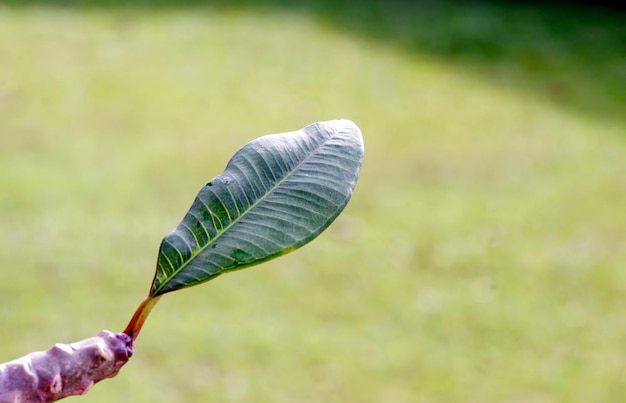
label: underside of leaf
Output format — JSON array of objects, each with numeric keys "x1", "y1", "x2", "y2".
[{"x1": 150, "y1": 119, "x2": 364, "y2": 296}]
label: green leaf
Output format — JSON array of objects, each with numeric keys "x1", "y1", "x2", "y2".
[{"x1": 149, "y1": 120, "x2": 364, "y2": 297}]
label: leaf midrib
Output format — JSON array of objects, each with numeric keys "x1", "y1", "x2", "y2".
[{"x1": 152, "y1": 132, "x2": 333, "y2": 295}]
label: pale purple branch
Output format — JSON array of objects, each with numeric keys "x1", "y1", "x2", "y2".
[{"x1": 0, "y1": 330, "x2": 133, "y2": 403}]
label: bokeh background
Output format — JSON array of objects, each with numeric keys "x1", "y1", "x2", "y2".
[{"x1": 1, "y1": 1, "x2": 625, "y2": 402}]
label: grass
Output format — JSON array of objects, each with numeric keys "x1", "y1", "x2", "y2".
[{"x1": 0, "y1": 1, "x2": 625, "y2": 402}]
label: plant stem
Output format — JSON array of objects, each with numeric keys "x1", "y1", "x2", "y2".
[
  {"x1": 0, "y1": 330, "x2": 132, "y2": 402},
  {"x1": 123, "y1": 295, "x2": 161, "y2": 343}
]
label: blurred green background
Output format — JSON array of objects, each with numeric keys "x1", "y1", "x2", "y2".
[{"x1": 1, "y1": 1, "x2": 625, "y2": 402}]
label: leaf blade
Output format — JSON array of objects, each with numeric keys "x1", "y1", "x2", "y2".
[{"x1": 150, "y1": 119, "x2": 364, "y2": 296}]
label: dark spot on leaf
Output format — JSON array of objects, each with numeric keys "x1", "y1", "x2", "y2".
[{"x1": 206, "y1": 181, "x2": 213, "y2": 187}]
